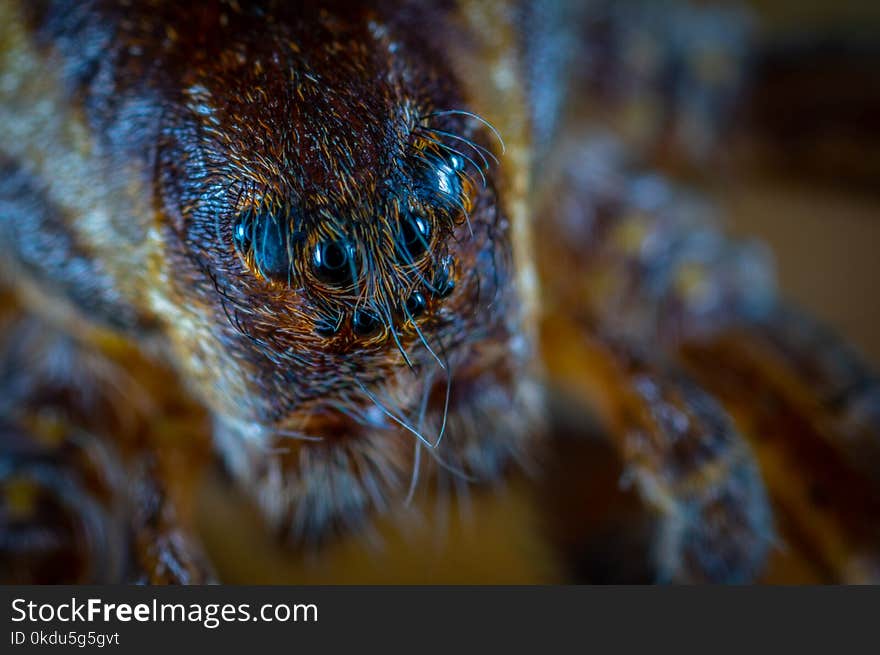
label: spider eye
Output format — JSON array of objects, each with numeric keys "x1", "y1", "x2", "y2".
[
  {"x1": 405, "y1": 291, "x2": 427, "y2": 318},
  {"x1": 434, "y1": 159, "x2": 463, "y2": 204},
  {"x1": 352, "y1": 308, "x2": 381, "y2": 336},
  {"x1": 416, "y1": 156, "x2": 465, "y2": 213},
  {"x1": 314, "y1": 312, "x2": 343, "y2": 337},
  {"x1": 399, "y1": 212, "x2": 432, "y2": 261},
  {"x1": 233, "y1": 209, "x2": 292, "y2": 281},
  {"x1": 430, "y1": 256, "x2": 456, "y2": 298},
  {"x1": 312, "y1": 239, "x2": 353, "y2": 286}
]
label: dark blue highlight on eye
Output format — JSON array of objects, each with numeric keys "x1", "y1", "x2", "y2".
[
  {"x1": 232, "y1": 208, "x2": 293, "y2": 281},
  {"x1": 312, "y1": 239, "x2": 355, "y2": 286},
  {"x1": 399, "y1": 212, "x2": 432, "y2": 261}
]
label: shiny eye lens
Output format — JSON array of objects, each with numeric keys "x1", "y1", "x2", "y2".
[
  {"x1": 314, "y1": 312, "x2": 343, "y2": 337},
  {"x1": 233, "y1": 210, "x2": 291, "y2": 281},
  {"x1": 352, "y1": 308, "x2": 380, "y2": 336},
  {"x1": 431, "y1": 257, "x2": 455, "y2": 298},
  {"x1": 405, "y1": 291, "x2": 426, "y2": 318},
  {"x1": 435, "y1": 162, "x2": 462, "y2": 203},
  {"x1": 400, "y1": 213, "x2": 431, "y2": 260},
  {"x1": 233, "y1": 220, "x2": 250, "y2": 250},
  {"x1": 312, "y1": 240, "x2": 353, "y2": 285}
]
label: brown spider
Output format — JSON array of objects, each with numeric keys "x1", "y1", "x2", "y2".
[{"x1": 0, "y1": 0, "x2": 877, "y2": 584}]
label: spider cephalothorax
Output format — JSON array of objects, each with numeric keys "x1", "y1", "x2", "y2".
[{"x1": 139, "y1": 1, "x2": 532, "y2": 537}]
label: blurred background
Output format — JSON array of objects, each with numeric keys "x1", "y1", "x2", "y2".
[{"x1": 724, "y1": 0, "x2": 879, "y2": 365}]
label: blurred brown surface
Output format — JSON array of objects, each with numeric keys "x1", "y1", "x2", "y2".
[
  {"x1": 746, "y1": 0, "x2": 880, "y2": 35},
  {"x1": 728, "y1": 0, "x2": 879, "y2": 364},
  {"x1": 722, "y1": 179, "x2": 880, "y2": 367}
]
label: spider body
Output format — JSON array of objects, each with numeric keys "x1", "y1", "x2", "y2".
[{"x1": 0, "y1": 0, "x2": 878, "y2": 583}]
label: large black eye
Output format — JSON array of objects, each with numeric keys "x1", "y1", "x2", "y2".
[
  {"x1": 233, "y1": 209, "x2": 291, "y2": 281},
  {"x1": 399, "y1": 212, "x2": 432, "y2": 261},
  {"x1": 312, "y1": 240, "x2": 353, "y2": 286}
]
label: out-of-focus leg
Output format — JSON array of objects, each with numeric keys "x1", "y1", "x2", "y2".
[
  {"x1": 535, "y1": 129, "x2": 880, "y2": 582},
  {"x1": 0, "y1": 306, "x2": 215, "y2": 583}
]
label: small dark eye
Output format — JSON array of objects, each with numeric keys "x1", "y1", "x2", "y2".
[
  {"x1": 430, "y1": 257, "x2": 455, "y2": 298},
  {"x1": 312, "y1": 240, "x2": 353, "y2": 286},
  {"x1": 314, "y1": 312, "x2": 343, "y2": 337},
  {"x1": 352, "y1": 308, "x2": 381, "y2": 336},
  {"x1": 405, "y1": 291, "x2": 427, "y2": 318},
  {"x1": 233, "y1": 209, "x2": 291, "y2": 281},
  {"x1": 399, "y1": 212, "x2": 432, "y2": 261}
]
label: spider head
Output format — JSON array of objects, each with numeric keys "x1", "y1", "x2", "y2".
[{"x1": 152, "y1": 2, "x2": 533, "y2": 538}]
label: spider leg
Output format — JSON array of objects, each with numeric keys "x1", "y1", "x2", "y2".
[
  {"x1": 533, "y1": 136, "x2": 773, "y2": 582},
  {"x1": 0, "y1": 300, "x2": 215, "y2": 583},
  {"x1": 535, "y1": 132, "x2": 880, "y2": 582},
  {"x1": 541, "y1": 314, "x2": 772, "y2": 583},
  {"x1": 679, "y1": 308, "x2": 880, "y2": 583},
  {"x1": 0, "y1": 416, "x2": 126, "y2": 583}
]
